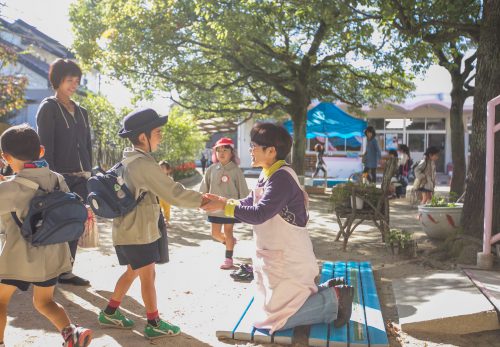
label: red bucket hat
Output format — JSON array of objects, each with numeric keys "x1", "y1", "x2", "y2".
[{"x1": 213, "y1": 137, "x2": 234, "y2": 149}]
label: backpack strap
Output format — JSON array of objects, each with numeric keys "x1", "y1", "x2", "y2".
[
  {"x1": 11, "y1": 176, "x2": 61, "y2": 228},
  {"x1": 120, "y1": 153, "x2": 147, "y2": 202},
  {"x1": 11, "y1": 177, "x2": 38, "y2": 228},
  {"x1": 13, "y1": 176, "x2": 39, "y2": 191},
  {"x1": 278, "y1": 166, "x2": 310, "y2": 214}
]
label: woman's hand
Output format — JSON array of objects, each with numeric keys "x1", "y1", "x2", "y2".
[{"x1": 201, "y1": 193, "x2": 228, "y2": 212}]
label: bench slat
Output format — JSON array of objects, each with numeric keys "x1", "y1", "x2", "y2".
[
  {"x1": 360, "y1": 262, "x2": 389, "y2": 347},
  {"x1": 215, "y1": 296, "x2": 254, "y2": 340},
  {"x1": 232, "y1": 298, "x2": 262, "y2": 342},
  {"x1": 309, "y1": 261, "x2": 335, "y2": 347},
  {"x1": 347, "y1": 262, "x2": 369, "y2": 347},
  {"x1": 273, "y1": 328, "x2": 294, "y2": 345},
  {"x1": 329, "y1": 261, "x2": 348, "y2": 347}
]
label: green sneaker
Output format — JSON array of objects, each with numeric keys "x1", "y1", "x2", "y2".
[
  {"x1": 144, "y1": 319, "x2": 181, "y2": 339},
  {"x1": 98, "y1": 309, "x2": 134, "y2": 329}
]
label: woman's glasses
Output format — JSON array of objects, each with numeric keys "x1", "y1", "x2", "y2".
[{"x1": 249, "y1": 143, "x2": 268, "y2": 151}]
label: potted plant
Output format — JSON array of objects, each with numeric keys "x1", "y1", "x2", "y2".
[
  {"x1": 418, "y1": 195, "x2": 463, "y2": 239},
  {"x1": 330, "y1": 181, "x2": 383, "y2": 211},
  {"x1": 386, "y1": 229, "x2": 417, "y2": 257}
]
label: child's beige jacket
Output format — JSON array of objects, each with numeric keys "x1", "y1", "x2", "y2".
[
  {"x1": 0, "y1": 168, "x2": 72, "y2": 282},
  {"x1": 199, "y1": 161, "x2": 249, "y2": 218},
  {"x1": 112, "y1": 148, "x2": 202, "y2": 246}
]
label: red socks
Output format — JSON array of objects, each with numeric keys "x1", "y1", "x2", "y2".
[
  {"x1": 104, "y1": 299, "x2": 121, "y2": 315},
  {"x1": 147, "y1": 310, "x2": 160, "y2": 326}
]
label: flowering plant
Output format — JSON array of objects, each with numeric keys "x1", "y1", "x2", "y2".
[{"x1": 172, "y1": 161, "x2": 197, "y2": 181}]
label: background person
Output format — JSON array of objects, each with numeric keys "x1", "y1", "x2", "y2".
[
  {"x1": 200, "y1": 138, "x2": 249, "y2": 269},
  {"x1": 36, "y1": 58, "x2": 91, "y2": 286},
  {"x1": 362, "y1": 126, "x2": 381, "y2": 183},
  {"x1": 200, "y1": 153, "x2": 208, "y2": 174},
  {"x1": 312, "y1": 143, "x2": 327, "y2": 178},
  {"x1": 414, "y1": 146, "x2": 440, "y2": 205},
  {"x1": 396, "y1": 144, "x2": 412, "y2": 198}
]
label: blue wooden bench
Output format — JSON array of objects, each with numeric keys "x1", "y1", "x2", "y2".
[{"x1": 216, "y1": 261, "x2": 388, "y2": 347}]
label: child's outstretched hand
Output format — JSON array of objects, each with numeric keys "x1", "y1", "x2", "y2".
[{"x1": 201, "y1": 193, "x2": 227, "y2": 212}]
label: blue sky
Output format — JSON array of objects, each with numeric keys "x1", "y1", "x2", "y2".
[{"x1": 2, "y1": 0, "x2": 457, "y2": 110}]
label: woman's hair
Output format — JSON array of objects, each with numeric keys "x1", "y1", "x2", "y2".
[
  {"x1": 0, "y1": 124, "x2": 40, "y2": 161},
  {"x1": 364, "y1": 126, "x2": 376, "y2": 137},
  {"x1": 250, "y1": 123, "x2": 292, "y2": 160},
  {"x1": 314, "y1": 143, "x2": 324, "y2": 152},
  {"x1": 159, "y1": 160, "x2": 171, "y2": 170},
  {"x1": 424, "y1": 146, "x2": 440, "y2": 158},
  {"x1": 48, "y1": 59, "x2": 82, "y2": 89},
  {"x1": 398, "y1": 144, "x2": 410, "y2": 156}
]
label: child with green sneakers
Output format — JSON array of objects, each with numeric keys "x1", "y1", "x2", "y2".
[
  {"x1": 97, "y1": 108, "x2": 210, "y2": 340},
  {"x1": 0, "y1": 124, "x2": 92, "y2": 347}
]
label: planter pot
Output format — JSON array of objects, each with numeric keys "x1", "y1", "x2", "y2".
[
  {"x1": 350, "y1": 196, "x2": 364, "y2": 210},
  {"x1": 418, "y1": 203, "x2": 463, "y2": 239},
  {"x1": 388, "y1": 240, "x2": 417, "y2": 257}
]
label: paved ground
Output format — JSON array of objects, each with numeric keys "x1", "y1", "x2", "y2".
[{"x1": 3, "y1": 172, "x2": 500, "y2": 346}]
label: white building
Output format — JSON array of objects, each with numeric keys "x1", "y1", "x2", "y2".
[
  {"x1": 237, "y1": 98, "x2": 473, "y2": 174},
  {"x1": 0, "y1": 19, "x2": 97, "y2": 127}
]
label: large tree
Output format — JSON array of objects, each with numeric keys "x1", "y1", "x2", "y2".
[
  {"x1": 462, "y1": 1, "x2": 500, "y2": 239},
  {"x1": 0, "y1": 42, "x2": 27, "y2": 121},
  {"x1": 373, "y1": 0, "x2": 479, "y2": 197},
  {"x1": 70, "y1": 0, "x2": 414, "y2": 174},
  {"x1": 380, "y1": 0, "x2": 499, "y2": 241}
]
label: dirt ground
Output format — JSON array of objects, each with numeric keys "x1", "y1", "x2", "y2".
[{"x1": 3, "y1": 176, "x2": 500, "y2": 346}]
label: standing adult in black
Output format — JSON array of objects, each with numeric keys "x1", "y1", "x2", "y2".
[
  {"x1": 200, "y1": 153, "x2": 208, "y2": 174},
  {"x1": 36, "y1": 59, "x2": 91, "y2": 286}
]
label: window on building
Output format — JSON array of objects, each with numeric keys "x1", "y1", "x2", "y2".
[
  {"x1": 426, "y1": 118, "x2": 445, "y2": 130},
  {"x1": 406, "y1": 118, "x2": 425, "y2": 130},
  {"x1": 368, "y1": 118, "x2": 384, "y2": 131},
  {"x1": 384, "y1": 118, "x2": 404, "y2": 130},
  {"x1": 408, "y1": 133, "x2": 425, "y2": 152},
  {"x1": 385, "y1": 133, "x2": 403, "y2": 151}
]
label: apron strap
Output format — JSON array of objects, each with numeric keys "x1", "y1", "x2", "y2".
[{"x1": 278, "y1": 166, "x2": 310, "y2": 214}]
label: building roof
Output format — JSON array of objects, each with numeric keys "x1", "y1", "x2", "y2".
[
  {"x1": 0, "y1": 37, "x2": 49, "y2": 78},
  {"x1": 197, "y1": 117, "x2": 239, "y2": 134},
  {"x1": 0, "y1": 18, "x2": 74, "y2": 59}
]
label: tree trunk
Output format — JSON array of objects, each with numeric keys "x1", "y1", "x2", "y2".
[
  {"x1": 290, "y1": 103, "x2": 308, "y2": 176},
  {"x1": 462, "y1": 1, "x2": 500, "y2": 239},
  {"x1": 449, "y1": 83, "x2": 466, "y2": 197}
]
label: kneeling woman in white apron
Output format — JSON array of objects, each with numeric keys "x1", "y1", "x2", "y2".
[{"x1": 203, "y1": 123, "x2": 354, "y2": 333}]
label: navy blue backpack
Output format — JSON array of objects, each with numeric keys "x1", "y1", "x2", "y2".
[
  {"x1": 86, "y1": 155, "x2": 146, "y2": 218},
  {"x1": 11, "y1": 177, "x2": 87, "y2": 247}
]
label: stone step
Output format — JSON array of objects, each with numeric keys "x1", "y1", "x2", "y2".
[{"x1": 392, "y1": 271, "x2": 500, "y2": 335}]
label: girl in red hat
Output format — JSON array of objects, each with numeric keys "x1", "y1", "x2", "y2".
[{"x1": 200, "y1": 138, "x2": 249, "y2": 269}]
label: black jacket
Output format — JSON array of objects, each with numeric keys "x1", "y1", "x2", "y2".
[{"x1": 36, "y1": 97, "x2": 92, "y2": 173}]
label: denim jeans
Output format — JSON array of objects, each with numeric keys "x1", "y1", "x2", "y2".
[{"x1": 279, "y1": 286, "x2": 338, "y2": 330}]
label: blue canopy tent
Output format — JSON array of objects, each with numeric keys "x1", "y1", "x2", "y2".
[
  {"x1": 283, "y1": 102, "x2": 367, "y2": 139},
  {"x1": 284, "y1": 102, "x2": 367, "y2": 185}
]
